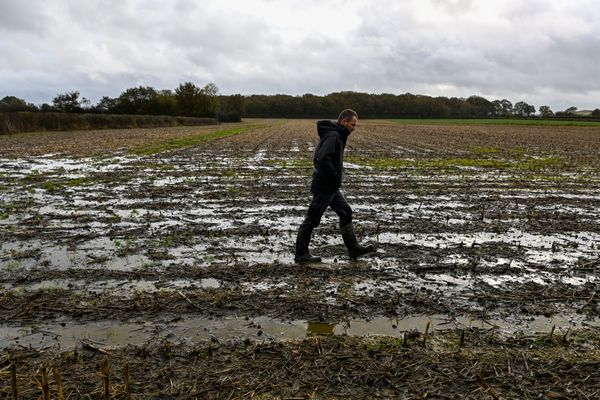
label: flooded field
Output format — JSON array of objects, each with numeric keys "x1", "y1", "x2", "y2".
[{"x1": 1, "y1": 119, "x2": 600, "y2": 398}]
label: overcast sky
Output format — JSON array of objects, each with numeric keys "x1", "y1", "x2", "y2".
[{"x1": 1, "y1": 0, "x2": 599, "y2": 111}]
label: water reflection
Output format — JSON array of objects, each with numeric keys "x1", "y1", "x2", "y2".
[
  {"x1": 306, "y1": 321, "x2": 335, "y2": 336},
  {"x1": 2, "y1": 314, "x2": 598, "y2": 350}
]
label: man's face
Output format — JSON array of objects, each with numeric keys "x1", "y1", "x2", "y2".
[{"x1": 340, "y1": 116, "x2": 358, "y2": 132}]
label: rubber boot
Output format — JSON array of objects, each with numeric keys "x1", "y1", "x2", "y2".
[
  {"x1": 340, "y1": 222, "x2": 375, "y2": 259},
  {"x1": 294, "y1": 228, "x2": 322, "y2": 262}
]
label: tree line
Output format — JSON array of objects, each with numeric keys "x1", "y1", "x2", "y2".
[
  {"x1": 1, "y1": 82, "x2": 244, "y2": 122},
  {"x1": 2, "y1": 84, "x2": 600, "y2": 120},
  {"x1": 243, "y1": 93, "x2": 599, "y2": 119}
]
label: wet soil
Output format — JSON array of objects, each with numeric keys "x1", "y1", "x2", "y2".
[
  {"x1": 4, "y1": 329, "x2": 600, "y2": 399},
  {"x1": 1, "y1": 119, "x2": 600, "y2": 398}
]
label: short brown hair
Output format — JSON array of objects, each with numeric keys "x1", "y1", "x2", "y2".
[{"x1": 337, "y1": 109, "x2": 358, "y2": 123}]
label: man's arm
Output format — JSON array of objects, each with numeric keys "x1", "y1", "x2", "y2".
[{"x1": 314, "y1": 134, "x2": 341, "y2": 185}]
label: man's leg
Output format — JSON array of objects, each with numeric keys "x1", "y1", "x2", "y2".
[
  {"x1": 329, "y1": 190, "x2": 353, "y2": 227},
  {"x1": 295, "y1": 192, "x2": 334, "y2": 262},
  {"x1": 330, "y1": 190, "x2": 375, "y2": 259}
]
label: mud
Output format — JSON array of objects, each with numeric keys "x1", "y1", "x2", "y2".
[{"x1": 1, "y1": 119, "x2": 600, "y2": 398}]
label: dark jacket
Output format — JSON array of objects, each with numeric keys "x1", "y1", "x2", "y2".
[{"x1": 310, "y1": 120, "x2": 351, "y2": 194}]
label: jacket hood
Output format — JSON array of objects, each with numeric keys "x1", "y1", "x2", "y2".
[{"x1": 316, "y1": 120, "x2": 350, "y2": 138}]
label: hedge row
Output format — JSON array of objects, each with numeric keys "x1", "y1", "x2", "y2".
[{"x1": 1, "y1": 112, "x2": 218, "y2": 134}]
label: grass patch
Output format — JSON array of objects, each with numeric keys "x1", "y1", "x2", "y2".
[
  {"x1": 388, "y1": 118, "x2": 600, "y2": 127},
  {"x1": 3, "y1": 261, "x2": 20, "y2": 271},
  {"x1": 41, "y1": 180, "x2": 61, "y2": 191},
  {"x1": 21, "y1": 170, "x2": 47, "y2": 184},
  {"x1": 135, "y1": 124, "x2": 267, "y2": 155},
  {"x1": 347, "y1": 156, "x2": 510, "y2": 170},
  {"x1": 516, "y1": 157, "x2": 565, "y2": 170},
  {"x1": 347, "y1": 155, "x2": 568, "y2": 171},
  {"x1": 349, "y1": 157, "x2": 413, "y2": 169},
  {"x1": 66, "y1": 177, "x2": 91, "y2": 186},
  {"x1": 21, "y1": 171, "x2": 101, "y2": 190},
  {"x1": 40, "y1": 176, "x2": 99, "y2": 191},
  {"x1": 424, "y1": 158, "x2": 513, "y2": 169}
]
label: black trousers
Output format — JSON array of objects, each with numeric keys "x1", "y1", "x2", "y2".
[{"x1": 299, "y1": 190, "x2": 352, "y2": 231}]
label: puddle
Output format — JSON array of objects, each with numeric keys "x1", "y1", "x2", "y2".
[
  {"x1": 0, "y1": 155, "x2": 140, "y2": 177},
  {"x1": 307, "y1": 321, "x2": 335, "y2": 336},
  {"x1": 2, "y1": 314, "x2": 597, "y2": 350},
  {"x1": 249, "y1": 148, "x2": 267, "y2": 163},
  {"x1": 372, "y1": 229, "x2": 600, "y2": 265},
  {"x1": 2, "y1": 142, "x2": 600, "y2": 357},
  {"x1": 482, "y1": 273, "x2": 597, "y2": 287},
  {"x1": 0, "y1": 241, "x2": 153, "y2": 272}
]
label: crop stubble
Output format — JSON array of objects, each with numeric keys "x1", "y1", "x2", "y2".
[{"x1": 1, "y1": 119, "x2": 600, "y2": 398}]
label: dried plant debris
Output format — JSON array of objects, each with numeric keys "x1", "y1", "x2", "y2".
[
  {"x1": 2, "y1": 119, "x2": 600, "y2": 397},
  {"x1": 2, "y1": 328, "x2": 600, "y2": 399}
]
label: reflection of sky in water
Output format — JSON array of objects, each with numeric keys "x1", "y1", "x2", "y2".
[
  {"x1": 2, "y1": 152, "x2": 600, "y2": 336},
  {"x1": 2, "y1": 313, "x2": 598, "y2": 350}
]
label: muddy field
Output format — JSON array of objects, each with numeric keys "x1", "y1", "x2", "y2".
[{"x1": 1, "y1": 119, "x2": 600, "y2": 398}]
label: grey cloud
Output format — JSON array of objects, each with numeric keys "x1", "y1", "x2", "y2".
[
  {"x1": 345, "y1": 1, "x2": 600, "y2": 109},
  {"x1": 1, "y1": 0, "x2": 599, "y2": 110},
  {"x1": 0, "y1": 1, "x2": 52, "y2": 34}
]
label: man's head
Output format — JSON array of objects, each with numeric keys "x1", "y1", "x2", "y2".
[{"x1": 337, "y1": 109, "x2": 358, "y2": 132}]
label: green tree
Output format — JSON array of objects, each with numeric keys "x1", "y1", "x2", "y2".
[
  {"x1": 52, "y1": 91, "x2": 90, "y2": 113},
  {"x1": 175, "y1": 82, "x2": 201, "y2": 116},
  {"x1": 116, "y1": 86, "x2": 159, "y2": 114},
  {"x1": 564, "y1": 106, "x2": 578, "y2": 115},
  {"x1": 444, "y1": 97, "x2": 471, "y2": 117},
  {"x1": 592, "y1": 108, "x2": 600, "y2": 117},
  {"x1": 538, "y1": 105, "x2": 554, "y2": 117},
  {"x1": 197, "y1": 83, "x2": 219, "y2": 117},
  {"x1": 219, "y1": 94, "x2": 245, "y2": 122},
  {"x1": 513, "y1": 101, "x2": 535, "y2": 117},
  {"x1": 466, "y1": 95, "x2": 494, "y2": 117},
  {"x1": 174, "y1": 82, "x2": 219, "y2": 117},
  {"x1": 155, "y1": 90, "x2": 178, "y2": 116},
  {"x1": 0, "y1": 96, "x2": 38, "y2": 112},
  {"x1": 94, "y1": 96, "x2": 118, "y2": 113},
  {"x1": 491, "y1": 99, "x2": 513, "y2": 117}
]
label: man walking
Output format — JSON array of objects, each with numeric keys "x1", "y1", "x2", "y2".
[{"x1": 295, "y1": 109, "x2": 375, "y2": 262}]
